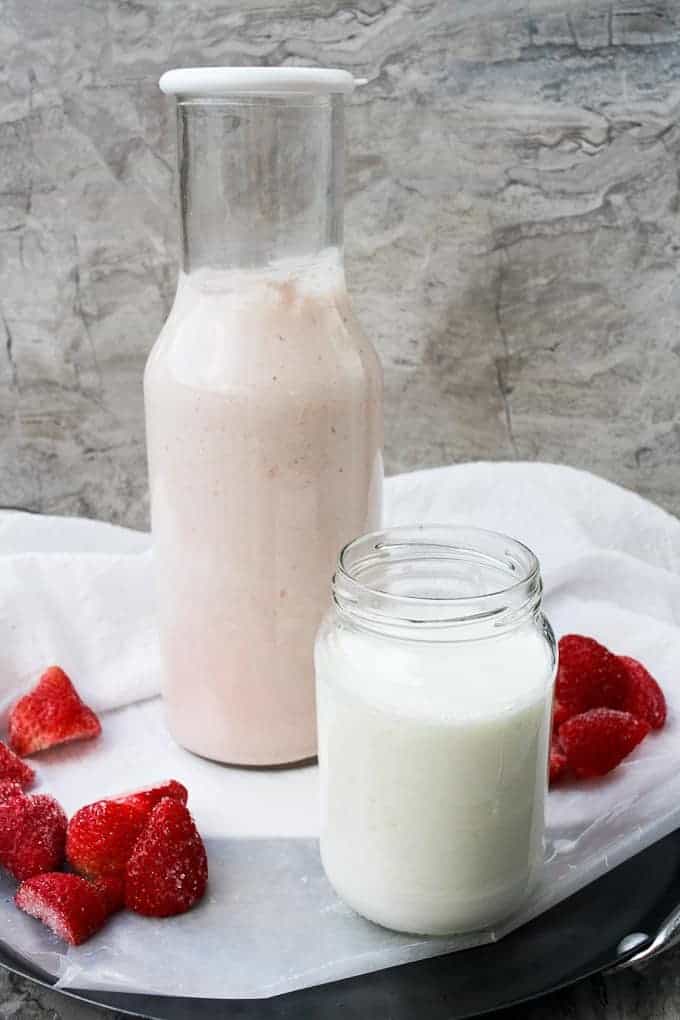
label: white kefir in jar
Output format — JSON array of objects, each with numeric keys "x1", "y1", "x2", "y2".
[
  {"x1": 315, "y1": 526, "x2": 555, "y2": 935},
  {"x1": 146, "y1": 69, "x2": 383, "y2": 766}
]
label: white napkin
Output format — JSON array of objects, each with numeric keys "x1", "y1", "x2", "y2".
[
  {"x1": 3, "y1": 461, "x2": 678, "y2": 715},
  {"x1": 1, "y1": 461, "x2": 679, "y2": 998}
]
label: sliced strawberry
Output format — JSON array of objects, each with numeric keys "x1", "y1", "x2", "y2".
[
  {"x1": 618, "y1": 656, "x2": 667, "y2": 730},
  {"x1": 559, "y1": 708, "x2": 650, "y2": 779},
  {"x1": 556, "y1": 635, "x2": 629, "y2": 718},
  {"x1": 15, "y1": 873, "x2": 109, "y2": 945},
  {"x1": 0, "y1": 741, "x2": 35, "y2": 788},
  {"x1": 0, "y1": 790, "x2": 67, "y2": 881},
  {"x1": 9, "y1": 666, "x2": 101, "y2": 756},
  {"x1": 549, "y1": 737, "x2": 569, "y2": 784},
  {"x1": 91, "y1": 873, "x2": 125, "y2": 914},
  {"x1": 66, "y1": 800, "x2": 148, "y2": 879},
  {"x1": 112, "y1": 779, "x2": 188, "y2": 816},
  {"x1": 125, "y1": 798, "x2": 208, "y2": 917}
]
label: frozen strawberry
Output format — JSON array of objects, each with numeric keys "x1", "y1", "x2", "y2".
[
  {"x1": 0, "y1": 741, "x2": 35, "y2": 788},
  {"x1": 15, "y1": 872, "x2": 109, "y2": 945},
  {"x1": 549, "y1": 738, "x2": 569, "y2": 784},
  {"x1": 556, "y1": 635, "x2": 629, "y2": 718},
  {"x1": 66, "y1": 800, "x2": 148, "y2": 878},
  {"x1": 113, "y1": 779, "x2": 188, "y2": 816},
  {"x1": 559, "y1": 708, "x2": 650, "y2": 779},
  {"x1": 0, "y1": 791, "x2": 67, "y2": 881},
  {"x1": 619, "y1": 656, "x2": 667, "y2": 730},
  {"x1": 91, "y1": 873, "x2": 125, "y2": 914},
  {"x1": 9, "y1": 666, "x2": 101, "y2": 756},
  {"x1": 67, "y1": 781, "x2": 189, "y2": 879},
  {"x1": 0, "y1": 780, "x2": 24, "y2": 803},
  {"x1": 552, "y1": 698, "x2": 571, "y2": 731},
  {"x1": 125, "y1": 798, "x2": 208, "y2": 917}
]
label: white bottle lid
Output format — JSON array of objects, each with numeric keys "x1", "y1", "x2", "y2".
[{"x1": 159, "y1": 66, "x2": 365, "y2": 97}]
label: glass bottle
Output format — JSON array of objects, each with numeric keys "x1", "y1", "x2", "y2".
[
  {"x1": 145, "y1": 68, "x2": 383, "y2": 765},
  {"x1": 315, "y1": 525, "x2": 556, "y2": 934}
]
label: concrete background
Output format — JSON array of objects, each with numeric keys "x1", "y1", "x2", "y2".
[
  {"x1": 2, "y1": 0, "x2": 680, "y2": 529},
  {"x1": 1, "y1": 1, "x2": 680, "y2": 1017}
]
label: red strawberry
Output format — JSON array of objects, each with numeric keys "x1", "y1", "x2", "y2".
[
  {"x1": 552, "y1": 698, "x2": 571, "y2": 731},
  {"x1": 15, "y1": 873, "x2": 109, "y2": 945},
  {"x1": 0, "y1": 780, "x2": 24, "y2": 803},
  {"x1": 112, "y1": 779, "x2": 188, "y2": 816},
  {"x1": 9, "y1": 666, "x2": 101, "y2": 756},
  {"x1": 125, "y1": 798, "x2": 208, "y2": 917},
  {"x1": 91, "y1": 873, "x2": 125, "y2": 914},
  {"x1": 66, "y1": 781, "x2": 188, "y2": 879},
  {"x1": 0, "y1": 790, "x2": 67, "y2": 880},
  {"x1": 559, "y1": 708, "x2": 650, "y2": 779},
  {"x1": 66, "y1": 800, "x2": 148, "y2": 878},
  {"x1": 549, "y1": 738, "x2": 569, "y2": 784},
  {"x1": 556, "y1": 635, "x2": 629, "y2": 718},
  {"x1": 618, "y1": 656, "x2": 667, "y2": 730},
  {"x1": 0, "y1": 741, "x2": 35, "y2": 788}
]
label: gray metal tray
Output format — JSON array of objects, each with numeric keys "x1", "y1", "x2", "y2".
[{"x1": 2, "y1": 827, "x2": 679, "y2": 1019}]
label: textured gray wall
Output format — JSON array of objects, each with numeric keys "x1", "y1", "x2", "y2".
[{"x1": 2, "y1": 0, "x2": 680, "y2": 529}]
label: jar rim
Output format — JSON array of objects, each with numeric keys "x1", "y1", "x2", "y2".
[{"x1": 333, "y1": 524, "x2": 542, "y2": 636}]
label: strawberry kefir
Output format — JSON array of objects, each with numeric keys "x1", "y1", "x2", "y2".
[{"x1": 146, "y1": 68, "x2": 383, "y2": 765}]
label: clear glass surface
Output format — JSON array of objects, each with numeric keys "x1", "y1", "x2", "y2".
[{"x1": 177, "y1": 94, "x2": 344, "y2": 272}]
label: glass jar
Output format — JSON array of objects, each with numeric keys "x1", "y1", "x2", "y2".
[
  {"x1": 145, "y1": 68, "x2": 383, "y2": 766},
  {"x1": 315, "y1": 525, "x2": 556, "y2": 936}
]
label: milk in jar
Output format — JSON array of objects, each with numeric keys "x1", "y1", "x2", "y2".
[{"x1": 315, "y1": 526, "x2": 555, "y2": 935}]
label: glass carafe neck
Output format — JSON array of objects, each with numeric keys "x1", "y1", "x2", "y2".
[{"x1": 177, "y1": 94, "x2": 344, "y2": 275}]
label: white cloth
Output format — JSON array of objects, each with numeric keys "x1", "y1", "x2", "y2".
[
  {"x1": 1, "y1": 461, "x2": 680, "y2": 998},
  {"x1": 3, "y1": 461, "x2": 678, "y2": 717}
]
